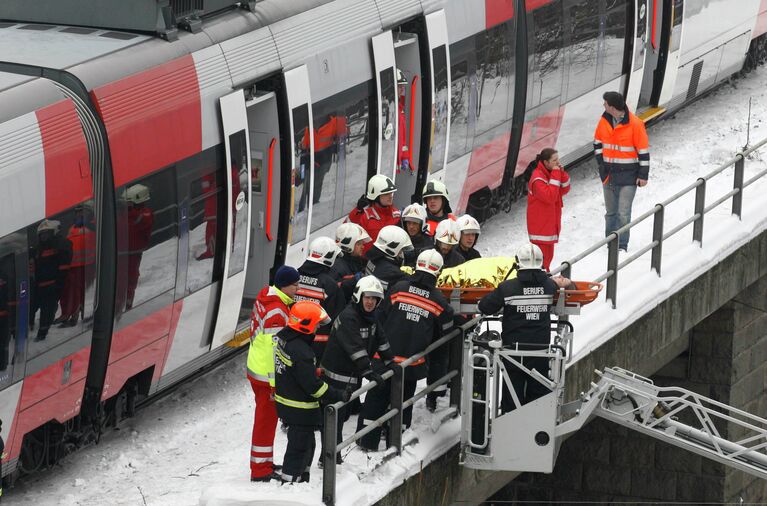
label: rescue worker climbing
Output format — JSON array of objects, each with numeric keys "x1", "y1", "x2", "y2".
[
  {"x1": 320, "y1": 276, "x2": 393, "y2": 463},
  {"x1": 357, "y1": 249, "x2": 454, "y2": 450},
  {"x1": 59, "y1": 204, "x2": 96, "y2": 326},
  {"x1": 477, "y1": 243, "x2": 557, "y2": 410},
  {"x1": 31, "y1": 220, "x2": 72, "y2": 342},
  {"x1": 433, "y1": 219, "x2": 465, "y2": 268},
  {"x1": 364, "y1": 225, "x2": 413, "y2": 294},
  {"x1": 296, "y1": 237, "x2": 345, "y2": 359},
  {"x1": 247, "y1": 265, "x2": 299, "y2": 482},
  {"x1": 274, "y1": 301, "x2": 351, "y2": 483},
  {"x1": 526, "y1": 148, "x2": 570, "y2": 271},
  {"x1": 396, "y1": 69, "x2": 411, "y2": 174},
  {"x1": 332, "y1": 223, "x2": 371, "y2": 300},
  {"x1": 457, "y1": 214, "x2": 482, "y2": 261},
  {"x1": 400, "y1": 203, "x2": 434, "y2": 267},
  {"x1": 124, "y1": 184, "x2": 154, "y2": 310},
  {"x1": 421, "y1": 180, "x2": 455, "y2": 235},
  {"x1": 347, "y1": 175, "x2": 401, "y2": 253}
]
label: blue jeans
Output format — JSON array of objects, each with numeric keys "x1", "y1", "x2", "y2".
[{"x1": 603, "y1": 183, "x2": 637, "y2": 250}]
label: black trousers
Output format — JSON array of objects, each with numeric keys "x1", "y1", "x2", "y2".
[
  {"x1": 426, "y1": 344, "x2": 448, "y2": 401},
  {"x1": 357, "y1": 378, "x2": 417, "y2": 451},
  {"x1": 501, "y1": 355, "x2": 550, "y2": 413},
  {"x1": 36, "y1": 284, "x2": 61, "y2": 340},
  {"x1": 282, "y1": 424, "x2": 316, "y2": 480}
]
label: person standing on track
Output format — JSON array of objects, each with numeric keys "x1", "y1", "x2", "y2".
[
  {"x1": 594, "y1": 91, "x2": 650, "y2": 252},
  {"x1": 526, "y1": 148, "x2": 570, "y2": 271},
  {"x1": 247, "y1": 265, "x2": 299, "y2": 482}
]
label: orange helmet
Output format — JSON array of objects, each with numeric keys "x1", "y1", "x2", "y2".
[{"x1": 287, "y1": 301, "x2": 331, "y2": 334}]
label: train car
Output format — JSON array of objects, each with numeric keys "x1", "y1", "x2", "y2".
[{"x1": 0, "y1": 0, "x2": 765, "y2": 481}]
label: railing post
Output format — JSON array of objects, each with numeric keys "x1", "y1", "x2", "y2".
[
  {"x1": 651, "y1": 204, "x2": 664, "y2": 275},
  {"x1": 560, "y1": 261, "x2": 572, "y2": 280},
  {"x1": 732, "y1": 153, "x2": 745, "y2": 219},
  {"x1": 607, "y1": 233, "x2": 619, "y2": 308},
  {"x1": 693, "y1": 178, "x2": 706, "y2": 245},
  {"x1": 322, "y1": 404, "x2": 338, "y2": 506},
  {"x1": 449, "y1": 328, "x2": 463, "y2": 410},
  {"x1": 389, "y1": 365, "x2": 404, "y2": 455}
]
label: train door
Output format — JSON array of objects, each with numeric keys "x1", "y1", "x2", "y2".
[
  {"x1": 625, "y1": 0, "x2": 649, "y2": 110},
  {"x1": 211, "y1": 90, "x2": 252, "y2": 348},
  {"x1": 283, "y1": 65, "x2": 315, "y2": 268},
  {"x1": 243, "y1": 91, "x2": 280, "y2": 306},
  {"x1": 372, "y1": 31, "x2": 399, "y2": 182},
  {"x1": 423, "y1": 11, "x2": 452, "y2": 187}
]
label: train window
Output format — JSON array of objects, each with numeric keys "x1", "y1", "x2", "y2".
[
  {"x1": 28, "y1": 205, "x2": 94, "y2": 357},
  {"x1": 670, "y1": 0, "x2": 683, "y2": 52},
  {"x1": 309, "y1": 82, "x2": 373, "y2": 233},
  {"x1": 184, "y1": 149, "x2": 225, "y2": 296},
  {"x1": 474, "y1": 22, "x2": 515, "y2": 136},
  {"x1": 116, "y1": 168, "x2": 178, "y2": 312},
  {"x1": 292, "y1": 104, "x2": 311, "y2": 243},
  {"x1": 529, "y1": 1, "x2": 564, "y2": 107},
  {"x1": 0, "y1": 235, "x2": 20, "y2": 387},
  {"x1": 227, "y1": 130, "x2": 249, "y2": 278},
  {"x1": 448, "y1": 56, "x2": 472, "y2": 162},
  {"x1": 601, "y1": 0, "x2": 628, "y2": 85},
  {"x1": 565, "y1": 0, "x2": 599, "y2": 101}
]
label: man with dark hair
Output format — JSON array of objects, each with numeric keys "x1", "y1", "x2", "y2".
[{"x1": 594, "y1": 91, "x2": 650, "y2": 252}]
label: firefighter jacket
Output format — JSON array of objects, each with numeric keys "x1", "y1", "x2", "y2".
[
  {"x1": 364, "y1": 248, "x2": 409, "y2": 294},
  {"x1": 594, "y1": 109, "x2": 650, "y2": 186},
  {"x1": 403, "y1": 232, "x2": 434, "y2": 267},
  {"x1": 67, "y1": 224, "x2": 97, "y2": 268},
  {"x1": 526, "y1": 161, "x2": 571, "y2": 245},
  {"x1": 332, "y1": 253, "x2": 366, "y2": 301},
  {"x1": 33, "y1": 235, "x2": 72, "y2": 289},
  {"x1": 320, "y1": 303, "x2": 394, "y2": 386},
  {"x1": 477, "y1": 269, "x2": 557, "y2": 347},
  {"x1": 440, "y1": 247, "x2": 466, "y2": 269},
  {"x1": 247, "y1": 285, "x2": 293, "y2": 386},
  {"x1": 274, "y1": 327, "x2": 344, "y2": 426},
  {"x1": 296, "y1": 261, "x2": 345, "y2": 341},
  {"x1": 380, "y1": 272, "x2": 455, "y2": 380},
  {"x1": 347, "y1": 203, "x2": 401, "y2": 255},
  {"x1": 458, "y1": 245, "x2": 482, "y2": 261},
  {"x1": 425, "y1": 211, "x2": 456, "y2": 236},
  {"x1": 128, "y1": 205, "x2": 154, "y2": 253}
]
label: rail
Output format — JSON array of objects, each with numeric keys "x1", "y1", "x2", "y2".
[
  {"x1": 321, "y1": 317, "x2": 480, "y2": 506},
  {"x1": 551, "y1": 136, "x2": 767, "y2": 308}
]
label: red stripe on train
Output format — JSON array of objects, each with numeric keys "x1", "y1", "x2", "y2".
[
  {"x1": 36, "y1": 100, "x2": 93, "y2": 215},
  {"x1": 91, "y1": 55, "x2": 202, "y2": 188},
  {"x1": 485, "y1": 0, "x2": 514, "y2": 29}
]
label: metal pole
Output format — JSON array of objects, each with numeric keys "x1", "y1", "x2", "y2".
[
  {"x1": 322, "y1": 405, "x2": 338, "y2": 506},
  {"x1": 607, "y1": 233, "x2": 619, "y2": 308},
  {"x1": 733, "y1": 154, "x2": 745, "y2": 219},
  {"x1": 651, "y1": 204, "x2": 664, "y2": 275},
  {"x1": 389, "y1": 365, "x2": 404, "y2": 455},
  {"x1": 693, "y1": 178, "x2": 706, "y2": 245},
  {"x1": 561, "y1": 261, "x2": 572, "y2": 280},
  {"x1": 449, "y1": 327, "x2": 463, "y2": 410}
]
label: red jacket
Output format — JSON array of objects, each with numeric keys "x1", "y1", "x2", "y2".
[
  {"x1": 397, "y1": 101, "x2": 409, "y2": 166},
  {"x1": 128, "y1": 206, "x2": 154, "y2": 253},
  {"x1": 526, "y1": 161, "x2": 570, "y2": 244},
  {"x1": 347, "y1": 203, "x2": 401, "y2": 254},
  {"x1": 67, "y1": 225, "x2": 96, "y2": 267}
]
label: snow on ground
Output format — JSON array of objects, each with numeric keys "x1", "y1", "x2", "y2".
[{"x1": 6, "y1": 65, "x2": 767, "y2": 505}]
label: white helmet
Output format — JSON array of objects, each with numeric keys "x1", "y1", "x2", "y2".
[
  {"x1": 335, "y1": 223, "x2": 371, "y2": 254},
  {"x1": 373, "y1": 225, "x2": 413, "y2": 258},
  {"x1": 352, "y1": 275, "x2": 385, "y2": 303},
  {"x1": 434, "y1": 219, "x2": 461, "y2": 246},
  {"x1": 415, "y1": 249, "x2": 444, "y2": 277},
  {"x1": 125, "y1": 184, "x2": 150, "y2": 204},
  {"x1": 37, "y1": 219, "x2": 61, "y2": 234},
  {"x1": 401, "y1": 203, "x2": 428, "y2": 231},
  {"x1": 458, "y1": 214, "x2": 481, "y2": 236},
  {"x1": 307, "y1": 236, "x2": 341, "y2": 267},
  {"x1": 516, "y1": 243, "x2": 544, "y2": 270},
  {"x1": 421, "y1": 180, "x2": 449, "y2": 201},
  {"x1": 366, "y1": 174, "x2": 397, "y2": 200}
]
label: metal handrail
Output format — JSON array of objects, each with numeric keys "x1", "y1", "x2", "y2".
[
  {"x1": 552, "y1": 135, "x2": 767, "y2": 308},
  {"x1": 321, "y1": 317, "x2": 480, "y2": 505}
]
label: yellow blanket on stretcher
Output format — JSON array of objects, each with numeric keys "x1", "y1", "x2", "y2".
[{"x1": 402, "y1": 257, "x2": 518, "y2": 288}]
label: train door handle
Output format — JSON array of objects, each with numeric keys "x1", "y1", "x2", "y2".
[{"x1": 62, "y1": 360, "x2": 72, "y2": 385}]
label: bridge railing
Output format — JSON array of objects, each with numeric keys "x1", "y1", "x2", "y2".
[
  {"x1": 552, "y1": 136, "x2": 767, "y2": 308},
  {"x1": 321, "y1": 316, "x2": 480, "y2": 506}
]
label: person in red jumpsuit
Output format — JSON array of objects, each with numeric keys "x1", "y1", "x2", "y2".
[
  {"x1": 396, "y1": 69, "x2": 411, "y2": 174},
  {"x1": 526, "y1": 148, "x2": 570, "y2": 271},
  {"x1": 125, "y1": 184, "x2": 154, "y2": 310}
]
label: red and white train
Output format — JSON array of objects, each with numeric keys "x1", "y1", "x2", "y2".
[{"x1": 0, "y1": 0, "x2": 765, "y2": 479}]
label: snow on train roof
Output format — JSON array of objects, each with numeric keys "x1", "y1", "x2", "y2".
[{"x1": 0, "y1": 22, "x2": 149, "y2": 70}]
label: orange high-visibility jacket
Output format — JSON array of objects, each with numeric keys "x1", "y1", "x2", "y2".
[{"x1": 593, "y1": 110, "x2": 650, "y2": 186}]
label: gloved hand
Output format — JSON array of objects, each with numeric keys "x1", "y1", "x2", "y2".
[
  {"x1": 353, "y1": 271, "x2": 363, "y2": 282},
  {"x1": 364, "y1": 370, "x2": 385, "y2": 386},
  {"x1": 356, "y1": 195, "x2": 368, "y2": 211},
  {"x1": 342, "y1": 385, "x2": 355, "y2": 403}
]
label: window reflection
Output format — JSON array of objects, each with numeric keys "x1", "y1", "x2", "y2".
[
  {"x1": 432, "y1": 45, "x2": 449, "y2": 174},
  {"x1": 292, "y1": 104, "x2": 311, "y2": 243},
  {"x1": 228, "y1": 130, "x2": 249, "y2": 277},
  {"x1": 379, "y1": 69, "x2": 397, "y2": 179},
  {"x1": 449, "y1": 56, "x2": 472, "y2": 162},
  {"x1": 602, "y1": 0, "x2": 628, "y2": 84},
  {"x1": 0, "y1": 247, "x2": 16, "y2": 384},
  {"x1": 475, "y1": 22, "x2": 515, "y2": 135},
  {"x1": 566, "y1": 0, "x2": 599, "y2": 100},
  {"x1": 530, "y1": 1, "x2": 564, "y2": 107}
]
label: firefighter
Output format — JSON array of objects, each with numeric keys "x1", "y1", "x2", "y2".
[
  {"x1": 400, "y1": 203, "x2": 434, "y2": 267},
  {"x1": 457, "y1": 214, "x2": 482, "y2": 262},
  {"x1": 433, "y1": 219, "x2": 465, "y2": 268},
  {"x1": 274, "y1": 301, "x2": 350, "y2": 483},
  {"x1": 526, "y1": 148, "x2": 570, "y2": 271},
  {"x1": 477, "y1": 243, "x2": 558, "y2": 411},
  {"x1": 397, "y1": 69, "x2": 411, "y2": 174},
  {"x1": 364, "y1": 225, "x2": 413, "y2": 294},
  {"x1": 320, "y1": 276, "x2": 393, "y2": 463},
  {"x1": 357, "y1": 249, "x2": 454, "y2": 450},
  {"x1": 31, "y1": 220, "x2": 72, "y2": 342},
  {"x1": 332, "y1": 223, "x2": 371, "y2": 300},
  {"x1": 421, "y1": 180, "x2": 455, "y2": 236},
  {"x1": 247, "y1": 265, "x2": 300, "y2": 482},
  {"x1": 296, "y1": 237, "x2": 345, "y2": 359},
  {"x1": 59, "y1": 205, "x2": 96, "y2": 326},
  {"x1": 124, "y1": 184, "x2": 154, "y2": 310},
  {"x1": 347, "y1": 175, "x2": 401, "y2": 253}
]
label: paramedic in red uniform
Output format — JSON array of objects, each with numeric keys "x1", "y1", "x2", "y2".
[
  {"x1": 526, "y1": 148, "x2": 570, "y2": 271},
  {"x1": 59, "y1": 205, "x2": 96, "y2": 325},
  {"x1": 396, "y1": 69, "x2": 411, "y2": 173},
  {"x1": 125, "y1": 184, "x2": 154, "y2": 310}
]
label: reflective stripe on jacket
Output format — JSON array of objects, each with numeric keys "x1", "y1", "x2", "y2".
[
  {"x1": 247, "y1": 285, "x2": 293, "y2": 386},
  {"x1": 593, "y1": 110, "x2": 650, "y2": 186}
]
